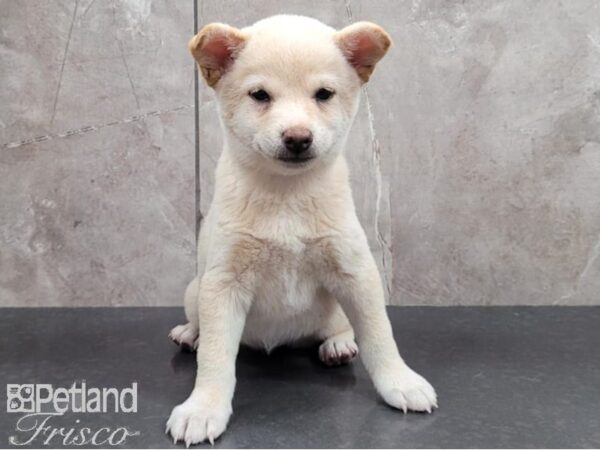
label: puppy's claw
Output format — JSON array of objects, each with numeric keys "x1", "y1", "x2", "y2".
[
  {"x1": 319, "y1": 334, "x2": 359, "y2": 366},
  {"x1": 207, "y1": 421, "x2": 216, "y2": 445},
  {"x1": 169, "y1": 323, "x2": 199, "y2": 351},
  {"x1": 166, "y1": 392, "x2": 231, "y2": 447},
  {"x1": 378, "y1": 367, "x2": 437, "y2": 414}
]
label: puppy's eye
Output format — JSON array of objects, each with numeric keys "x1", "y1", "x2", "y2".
[
  {"x1": 249, "y1": 89, "x2": 271, "y2": 103},
  {"x1": 315, "y1": 88, "x2": 335, "y2": 101}
]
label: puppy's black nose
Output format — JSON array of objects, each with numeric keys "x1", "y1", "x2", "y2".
[{"x1": 282, "y1": 127, "x2": 313, "y2": 154}]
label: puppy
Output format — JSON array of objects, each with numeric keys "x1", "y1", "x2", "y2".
[{"x1": 166, "y1": 15, "x2": 437, "y2": 446}]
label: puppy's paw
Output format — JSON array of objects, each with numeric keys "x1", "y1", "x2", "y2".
[
  {"x1": 318, "y1": 332, "x2": 358, "y2": 366},
  {"x1": 168, "y1": 322, "x2": 199, "y2": 352},
  {"x1": 377, "y1": 366, "x2": 437, "y2": 413},
  {"x1": 166, "y1": 390, "x2": 232, "y2": 446}
]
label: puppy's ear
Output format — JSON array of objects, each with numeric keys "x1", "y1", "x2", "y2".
[
  {"x1": 335, "y1": 22, "x2": 392, "y2": 83},
  {"x1": 188, "y1": 23, "x2": 246, "y2": 87}
]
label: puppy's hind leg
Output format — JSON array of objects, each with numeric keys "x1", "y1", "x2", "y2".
[
  {"x1": 168, "y1": 276, "x2": 200, "y2": 351},
  {"x1": 318, "y1": 301, "x2": 358, "y2": 366}
]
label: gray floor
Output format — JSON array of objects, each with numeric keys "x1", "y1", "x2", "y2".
[{"x1": 1, "y1": 307, "x2": 599, "y2": 448}]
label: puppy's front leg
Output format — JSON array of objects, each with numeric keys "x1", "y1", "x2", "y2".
[
  {"x1": 327, "y1": 237, "x2": 437, "y2": 413},
  {"x1": 166, "y1": 270, "x2": 253, "y2": 446}
]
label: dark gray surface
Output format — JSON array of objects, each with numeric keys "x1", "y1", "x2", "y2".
[{"x1": 1, "y1": 307, "x2": 599, "y2": 448}]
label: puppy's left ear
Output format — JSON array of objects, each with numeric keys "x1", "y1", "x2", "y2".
[
  {"x1": 188, "y1": 23, "x2": 246, "y2": 88},
  {"x1": 335, "y1": 22, "x2": 392, "y2": 83}
]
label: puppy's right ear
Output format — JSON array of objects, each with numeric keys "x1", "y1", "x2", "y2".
[
  {"x1": 335, "y1": 22, "x2": 392, "y2": 83},
  {"x1": 188, "y1": 23, "x2": 246, "y2": 88}
]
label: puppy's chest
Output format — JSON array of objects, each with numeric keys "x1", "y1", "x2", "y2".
[
  {"x1": 235, "y1": 207, "x2": 336, "y2": 277},
  {"x1": 251, "y1": 237, "x2": 329, "y2": 311},
  {"x1": 227, "y1": 199, "x2": 342, "y2": 309}
]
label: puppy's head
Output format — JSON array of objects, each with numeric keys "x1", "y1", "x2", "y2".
[{"x1": 189, "y1": 15, "x2": 391, "y2": 174}]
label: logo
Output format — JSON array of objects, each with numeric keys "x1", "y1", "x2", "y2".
[
  {"x1": 6, "y1": 385, "x2": 35, "y2": 413},
  {"x1": 6, "y1": 382, "x2": 140, "y2": 446}
]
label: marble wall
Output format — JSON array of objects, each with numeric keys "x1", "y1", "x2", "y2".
[
  {"x1": 0, "y1": 0, "x2": 196, "y2": 306},
  {"x1": 1, "y1": 0, "x2": 599, "y2": 306}
]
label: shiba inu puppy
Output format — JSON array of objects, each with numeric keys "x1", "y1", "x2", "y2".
[{"x1": 166, "y1": 14, "x2": 437, "y2": 446}]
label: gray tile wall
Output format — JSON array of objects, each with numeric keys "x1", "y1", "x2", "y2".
[
  {"x1": 1, "y1": 0, "x2": 599, "y2": 306},
  {"x1": 0, "y1": 0, "x2": 196, "y2": 306}
]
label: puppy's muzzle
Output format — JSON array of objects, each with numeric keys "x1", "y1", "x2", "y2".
[{"x1": 278, "y1": 127, "x2": 315, "y2": 164}]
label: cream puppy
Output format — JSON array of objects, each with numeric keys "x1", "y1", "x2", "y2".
[{"x1": 166, "y1": 15, "x2": 437, "y2": 446}]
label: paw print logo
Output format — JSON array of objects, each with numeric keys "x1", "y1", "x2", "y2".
[
  {"x1": 6, "y1": 384, "x2": 35, "y2": 413},
  {"x1": 9, "y1": 399, "x2": 21, "y2": 410}
]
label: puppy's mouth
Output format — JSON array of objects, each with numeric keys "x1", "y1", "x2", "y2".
[
  {"x1": 275, "y1": 153, "x2": 315, "y2": 167},
  {"x1": 276, "y1": 155, "x2": 316, "y2": 165}
]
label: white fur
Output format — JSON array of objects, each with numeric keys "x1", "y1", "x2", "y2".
[{"x1": 166, "y1": 15, "x2": 437, "y2": 446}]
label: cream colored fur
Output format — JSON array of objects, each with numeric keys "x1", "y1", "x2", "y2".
[{"x1": 166, "y1": 15, "x2": 437, "y2": 446}]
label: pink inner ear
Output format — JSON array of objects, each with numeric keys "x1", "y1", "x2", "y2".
[
  {"x1": 202, "y1": 34, "x2": 235, "y2": 71},
  {"x1": 348, "y1": 33, "x2": 379, "y2": 68}
]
